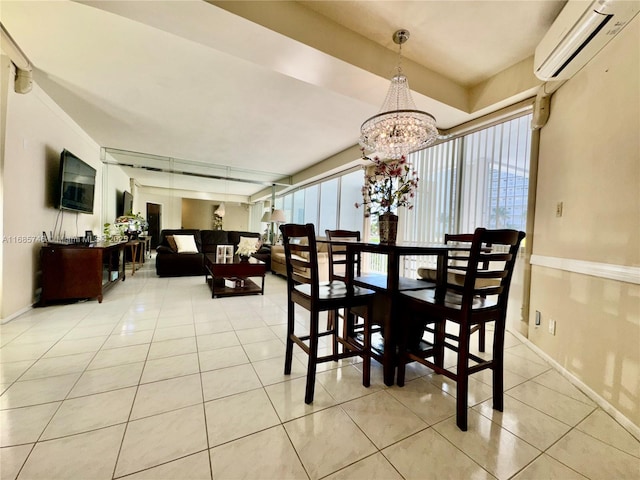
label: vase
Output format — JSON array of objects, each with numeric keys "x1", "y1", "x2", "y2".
[
  {"x1": 379, "y1": 212, "x2": 398, "y2": 244},
  {"x1": 239, "y1": 254, "x2": 250, "y2": 262}
]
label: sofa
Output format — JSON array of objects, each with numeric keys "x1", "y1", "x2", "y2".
[
  {"x1": 270, "y1": 241, "x2": 329, "y2": 283},
  {"x1": 155, "y1": 229, "x2": 266, "y2": 277}
]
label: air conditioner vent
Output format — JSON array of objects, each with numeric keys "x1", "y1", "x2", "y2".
[{"x1": 534, "y1": 0, "x2": 639, "y2": 81}]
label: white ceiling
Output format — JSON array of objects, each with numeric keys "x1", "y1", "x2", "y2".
[{"x1": 1, "y1": 0, "x2": 566, "y2": 201}]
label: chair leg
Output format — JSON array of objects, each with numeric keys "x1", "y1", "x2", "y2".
[
  {"x1": 361, "y1": 305, "x2": 371, "y2": 388},
  {"x1": 456, "y1": 323, "x2": 471, "y2": 431},
  {"x1": 478, "y1": 323, "x2": 486, "y2": 352},
  {"x1": 305, "y1": 311, "x2": 320, "y2": 404},
  {"x1": 456, "y1": 377, "x2": 469, "y2": 431},
  {"x1": 492, "y1": 319, "x2": 505, "y2": 412},
  {"x1": 329, "y1": 310, "x2": 339, "y2": 359},
  {"x1": 284, "y1": 301, "x2": 295, "y2": 375},
  {"x1": 434, "y1": 319, "x2": 446, "y2": 369},
  {"x1": 396, "y1": 304, "x2": 411, "y2": 387},
  {"x1": 345, "y1": 309, "x2": 357, "y2": 339},
  {"x1": 396, "y1": 332, "x2": 407, "y2": 388}
]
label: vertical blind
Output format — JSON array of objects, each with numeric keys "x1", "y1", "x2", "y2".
[
  {"x1": 263, "y1": 112, "x2": 532, "y2": 277},
  {"x1": 395, "y1": 113, "x2": 532, "y2": 276}
]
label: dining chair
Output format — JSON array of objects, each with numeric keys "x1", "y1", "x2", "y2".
[
  {"x1": 280, "y1": 223, "x2": 376, "y2": 404},
  {"x1": 324, "y1": 229, "x2": 383, "y2": 359},
  {"x1": 397, "y1": 227, "x2": 525, "y2": 431},
  {"x1": 417, "y1": 233, "x2": 496, "y2": 351}
]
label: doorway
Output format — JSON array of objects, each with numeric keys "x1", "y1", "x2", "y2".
[{"x1": 147, "y1": 203, "x2": 161, "y2": 249}]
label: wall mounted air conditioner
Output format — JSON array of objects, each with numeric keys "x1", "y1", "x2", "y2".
[{"x1": 534, "y1": 0, "x2": 640, "y2": 81}]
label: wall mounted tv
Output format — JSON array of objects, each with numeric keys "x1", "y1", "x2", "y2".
[
  {"x1": 122, "y1": 190, "x2": 133, "y2": 216},
  {"x1": 57, "y1": 149, "x2": 96, "y2": 214}
]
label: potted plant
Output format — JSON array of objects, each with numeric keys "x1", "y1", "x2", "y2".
[
  {"x1": 356, "y1": 149, "x2": 419, "y2": 243},
  {"x1": 103, "y1": 223, "x2": 112, "y2": 242},
  {"x1": 115, "y1": 212, "x2": 148, "y2": 240}
]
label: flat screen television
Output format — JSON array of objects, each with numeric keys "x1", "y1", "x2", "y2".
[
  {"x1": 122, "y1": 190, "x2": 133, "y2": 216},
  {"x1": 57, "y1": 149, "x2": 96, "y2": 214}
]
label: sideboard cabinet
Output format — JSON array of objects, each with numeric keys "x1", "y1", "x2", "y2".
[{"x1": 39, "y1": 242, "x2": 125, "y2": 305}]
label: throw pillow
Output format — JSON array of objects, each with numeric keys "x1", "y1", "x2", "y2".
[
  {"x1": 166, "y1": 235, "x2": 178, "y2": 252},
  {"x1": 173, "y1": 234, "x2": 199, "y2": 253}
]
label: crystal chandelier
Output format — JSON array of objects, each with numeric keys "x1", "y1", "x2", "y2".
[{"x1": 359, "y1": 29, "x2": 439, "y2": 159}]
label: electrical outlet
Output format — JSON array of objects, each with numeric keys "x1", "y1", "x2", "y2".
[
  {"x1": 556, "y1": 202, "x2": 563, "y2": 217},
  {"x1": 535, "y1": 310, "x2": 541, "y2": 326},
  {"x1": 548, "y1": 318, "x2": 556, "y2": 335}
]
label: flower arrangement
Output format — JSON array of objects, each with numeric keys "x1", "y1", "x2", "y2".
[
  {"x1": 236, "y1": 237, "x2": 260, "y2": 257},
  {"x1": 115, "y1": 212, "x2": 148, "y2": 235},
  {"x1": 355, "y1": 149, "x2": 419, "y2": 217}
]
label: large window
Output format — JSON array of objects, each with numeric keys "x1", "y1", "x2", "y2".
[
  {"x1": 339, "y1": 170, "x2": 365, "y2": 232},
  {"x1": 303, "y1": 185, "x2": 319, "y2": 224},
  {"x1": 318, "y1": 178, "x2": 338, "y2": 234},
  {"x1": 458, "y1": 116, "x2": 531, "y2": 232},
  {"x1": 292, "y1": 190, "x2": 305, "y2": 224},
  {"x1": 404, "y1": 114, "x2": 531, "y2": 239},
  {"x1": 276, "y1": 170, "x2": 363, "y2": 236},
  {"x1": 397, "y1": 113, "x2": 532, "y2": 275},
  {"x1": 270, "y1": 113, "x2": 532, "y2": 273}
]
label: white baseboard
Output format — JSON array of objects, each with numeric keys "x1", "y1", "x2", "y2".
[
  {"x1": 1, "y1": 305, "x2": 33, "y2": 325},
  {"x1": 509, "y1": 329, "x2": 640, "y2": 442}
]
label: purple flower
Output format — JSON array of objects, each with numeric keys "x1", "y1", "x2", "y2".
[{"x1": 359, "y1": 150, "x2": 420, "y2": 215}]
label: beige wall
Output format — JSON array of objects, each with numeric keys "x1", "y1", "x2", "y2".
[
  {"x1": 135, "y1": 187, "x2": 252, "y2": 233},
  {"x1": 181, "y1": 198, "x2": 218, "y2": 230},
  {"x1": 181, "y1": 198, "x2": 252, "y2": 232},
  {"x1": 0, "y1": 57, "x2": 8, "y2": 319},
  {"x1": 180, "y1": 200, "x2": 248, "y2": 231},
  {"x1": 1, "y1": 58, "x2": 104, "y2": 320},
  {"x1": 134, "y1": 188, "x2": 182, "y2": 231},
  {"x1": 219, "y1": 204, "x2": 251, "y2": 232},
  {"x1": 529, "y1": 18, "x2": 639, "y2": 426}
]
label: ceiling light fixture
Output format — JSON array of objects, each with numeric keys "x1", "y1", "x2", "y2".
[{"x1": 359, "y1": 29, "x2": 439, "y2": 159}]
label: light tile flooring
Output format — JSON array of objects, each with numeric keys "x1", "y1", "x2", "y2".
[{"x1": 1, "y1": 257, "x2": 639, "y2": 480}]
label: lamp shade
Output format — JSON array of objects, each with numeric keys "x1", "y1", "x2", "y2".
[
  {"x1": 260, "y1": 211, "x2": 271, "y2": 222},
  {"x1": 270, "y1": 209, "x2": 286, "y2": 223}
]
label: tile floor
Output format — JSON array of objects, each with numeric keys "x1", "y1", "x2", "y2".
[{"x1": 1, "y1": 257, "x2": 638, "y2": 480}]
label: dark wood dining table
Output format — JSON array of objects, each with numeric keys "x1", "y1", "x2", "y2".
[{"x1": 318, "y1": 239, "x2": 467, "y2": 385}]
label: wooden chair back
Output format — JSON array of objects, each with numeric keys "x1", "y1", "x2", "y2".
[
  {"x1": 325, "y1": 229, "x2": 361, "y2": 282},
  {"x1": 444, "y1": 232, "x2": 492, "y2": 270},
  {"x1": 446, "y1": 228, "x2": 524, "y2": 311},
  {"x1": 280, "y1": 223, "x2": 320, "y2": 289}
]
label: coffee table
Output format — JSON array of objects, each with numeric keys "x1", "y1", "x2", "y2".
[{"x1": 204, "y1": 254, "x2": 266, "y2": 298}]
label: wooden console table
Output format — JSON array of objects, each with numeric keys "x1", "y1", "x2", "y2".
[
  {"x1": 39, "y1": 242, "x2": 126, "y2": 305},
  {"x1": 138, "y1": 235, "x2": 152, "y2": 258},
  {"x1": 125, "y1": 240, "x2": 142, "y2": 275}
]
